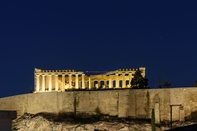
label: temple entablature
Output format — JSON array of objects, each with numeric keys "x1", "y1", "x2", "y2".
[
  {"x1": 34, "y1": 67, "x2": 145, "y2": 93},
  {"x1": 35, "y1": 68, "x2": 84, "y2": 75}
]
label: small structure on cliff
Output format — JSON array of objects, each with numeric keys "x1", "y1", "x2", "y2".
[
  {"x1": 34, "y1": 67, "x2": 145, "y2": 92},
  {"x1": 0, "y1": 111, "x2": 16, "y2": 131}
]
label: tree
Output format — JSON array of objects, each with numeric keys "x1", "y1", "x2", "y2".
[
  {"x1": 164, "y1": 81, "x2": 171, "y2": 88},
  {"x1": 131, "y1": 69, "x2": 148, "y2": 89},
  {"x1": 158, "y1": 77, "x2": 162, "y2": 88},
  {"x1": 194, "y1": 80, "x2": 197, "y2": 87}
]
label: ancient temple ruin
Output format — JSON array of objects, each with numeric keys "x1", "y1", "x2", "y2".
[{"x1": 34, "y1": 67, "x2": 145, "y2": 92}]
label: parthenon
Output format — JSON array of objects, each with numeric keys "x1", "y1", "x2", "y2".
[{"x1": 34, "y1": 67, "x2": 145, "y2": 92}]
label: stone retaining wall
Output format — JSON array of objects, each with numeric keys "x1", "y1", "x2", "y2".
[{"x1": 0, "y1": 88, "x2": 197, "y2": 122}]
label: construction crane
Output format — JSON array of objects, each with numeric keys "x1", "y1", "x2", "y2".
[
  {"x1": 85, "y1": 71, "x2": 109, "y2": 73},
  {"x1": 86, "y1": 71, "x2": 109, "y2": 73},
  {"x1": 85, "y1": 70, "x2": 117, "y2": 75}
]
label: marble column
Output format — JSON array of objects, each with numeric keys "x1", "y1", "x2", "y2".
[
  {"x1": 104, "y1": 80, "x2": 107, "y2": 88},
  {"x1": 129, "y1": 73, "x2": 132, "y2": 88},
  {"x1": 95, "y1": 81, "x2": 98, "y2": 89},
  {"x1": 75, "y1": 74, "x2": 79, "y2": 89},
  {"x1": 109, "y1": 78, "x2": 112, "y2": 88},
  {"x1": 84, "y1": 81, "x2": 87, "y2": 89},
  {"x1": 97, "y1": 81, "x2": 100, "y2": 88},
  {"x1": 69, "y1": 74, "x2": 72, "y2": 89},
  {"x1": 55, "y1": 75, "x2": 58, "y2": 91},
  {"x1": 62, "y1": 74, "x2": 65, "y2": 91},
  {"x1": 42, "y1": 75, "x2": 45, "y2": 91},
  {"x1": 48, "y1": 75, "x2": 52, "y2": 91},
  {"x1": 88, "y1": 77, "x2": 91, "y2": 89},
  {"x1": 122, "y1": 74, "x2": 126, "y2": 88},
  {"x1": 79, "y1": 81, "x2": 82, "y2": 89},
  {"x1": 91, "y1": 80, "x2": 94, "y2": 89},
  {"x1": 82, "y1": 74, "x2": 85, "y2": 89},
  {"x1": 116, "y1": 74, "x2": 119, "y2": 88},
  {"x1": 36, "y1": 75, "x2": 40, "y2": 92}
]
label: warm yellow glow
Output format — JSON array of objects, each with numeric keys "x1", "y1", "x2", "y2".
[{"x1": 34, "y1": 67, "x2": 145, "y2": 92}]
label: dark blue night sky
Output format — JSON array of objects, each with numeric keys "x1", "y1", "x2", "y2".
[{"x1": 0, "y1": 1, "x2": 197, "y2": 97}]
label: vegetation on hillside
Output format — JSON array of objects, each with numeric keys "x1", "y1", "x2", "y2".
[
  {"x1": 158, "y1": 77, "x2": 162, "y2": 88},
  {"x1": 164, "y1": 81, "x2": 171, "y2": 88},
  {"x1": 131, "y1": 69, "x2": 148, "y2": 89}
]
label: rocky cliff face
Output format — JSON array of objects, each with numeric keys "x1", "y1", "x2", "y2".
[
  {"x1": 12, "y1": 113, "x2": 196, "y2": 131},
  {"x1": 12, "y1": 113, "x2": 154, "y2": 131}
]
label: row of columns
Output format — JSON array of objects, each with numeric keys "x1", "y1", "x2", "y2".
[
  {"x1": 92, "y1": 79, "x2": 130, "y2": 88},
  {"x1": 35, "y1": 73, "x2": 133, "y2": 92},
  {"x1": 116, "y1": 73, "x2": 132, "y2": 88},
  {"x1": 90, "y1": 73, "x2": 133, "y2": 88},
  {"x1": 35, "y1": 73, "x2": 85, "y2": 92}
]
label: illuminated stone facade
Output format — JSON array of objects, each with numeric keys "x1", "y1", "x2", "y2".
[{"x1": 34, "y1": 67, "x2": 145, "y2": 92}]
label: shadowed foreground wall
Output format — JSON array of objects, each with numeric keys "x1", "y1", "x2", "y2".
[{"x1": 0, "y1": 88, "x2": 197, "y2": 122}]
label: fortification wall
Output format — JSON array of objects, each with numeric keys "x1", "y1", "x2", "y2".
[{"x1": 0, "y1": 88, "x2": 197, "y2": 122}]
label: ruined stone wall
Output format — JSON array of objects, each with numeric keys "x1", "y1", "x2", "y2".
[{"x1": 0, "y1": 88, "x2": 197, "y2": 122}]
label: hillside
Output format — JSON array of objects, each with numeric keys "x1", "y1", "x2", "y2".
[{"x1": 12, "y1": 113, "x2": 155, "y2": 131}]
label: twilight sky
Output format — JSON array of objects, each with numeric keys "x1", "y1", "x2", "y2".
[{"x1": 0, "y1": 1, "x2": 197, "y2": 97}]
